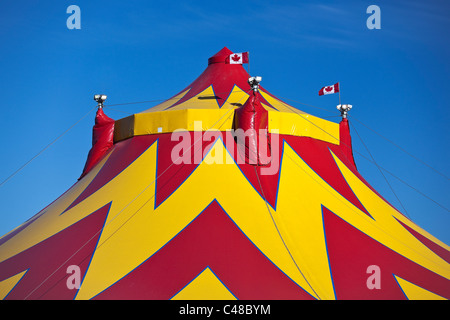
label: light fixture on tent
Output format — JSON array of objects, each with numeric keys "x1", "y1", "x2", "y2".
[
  {"x1": 337, "y1": 104, "x2": 352, "y2": 118},
  {"x1": 248, "y1": 76, "x2": 262, "y2": 92},
  {"x1": 94, "y1": 94, "x2": 107, "y2": 108}
]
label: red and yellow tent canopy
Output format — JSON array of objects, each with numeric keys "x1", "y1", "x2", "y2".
[{"x1": 0, "y1": 47, "x2": 448, "y2": 300}]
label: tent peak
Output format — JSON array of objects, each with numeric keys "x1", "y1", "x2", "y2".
[
  {"x1": 211, "y1": 46, "x2": 233, "y2": 57},
  {"x1": 208, "y1": 47, "x2": 234, "y2": 65}
]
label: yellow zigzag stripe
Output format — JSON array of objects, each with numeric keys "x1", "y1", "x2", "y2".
[
  {"x1": 394, "y1": 276, "x2": 446, "y2": 300},
  {"x1": 0, "y1": 270, "x2": 27, "y2": 299},
  {"x1": 171, "y1": 267, "x2": 236, "y2": 300},
  {"x1": 76, "y1": 139, "x2": 323, "y2": 299}
]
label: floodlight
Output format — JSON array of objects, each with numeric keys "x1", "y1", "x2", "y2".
[
  {"x1": 94, "y1": 94, "x2": 107, "y2": 102},
  {"x1": 337, "y1": 104, "x2": 353, "y2": 118},
  {"x1": 248, "y1": 76, "x2": 262, "y2": 92},
  {"x1": 94, "y1": 94, "x2": 107, "y2": 108}
]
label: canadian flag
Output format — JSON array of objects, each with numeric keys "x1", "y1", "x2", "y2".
[
  {"x1": 319, "y1": 83, "x2": 340, "y2": 96},
  {"x1": 227, "y1": 52, "x2": 249, "y2": 64}
]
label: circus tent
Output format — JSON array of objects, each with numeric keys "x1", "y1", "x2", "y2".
[{"x1": 0, "y1": 47, "x2": 448, "y2": 300}]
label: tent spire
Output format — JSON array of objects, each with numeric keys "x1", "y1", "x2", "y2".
[
  {"x1": 234, "y1": 75, "x2": 270, "y2": 166},
  {"x1": 79, "y1": 95, "x2": 114, "y2": 179}
]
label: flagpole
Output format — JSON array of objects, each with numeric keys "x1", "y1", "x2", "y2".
[
  {"x1": 338, "y1": 82, "x2": 341, "y2": 105},
  {"x1": 247, "y1": 52, "x2": 250, "y2": 76}
]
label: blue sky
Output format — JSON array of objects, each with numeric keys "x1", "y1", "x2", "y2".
[{"x1": 0, "y1": 0, "x2": 449, "y2": 244}]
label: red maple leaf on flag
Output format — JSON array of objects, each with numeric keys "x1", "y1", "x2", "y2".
[
  {"x1": 325, "y1": 86, "x2": 333, "y2": 92},
  {"x1": 231, "y1": 54, "x2": 241, "y2": 62}
]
